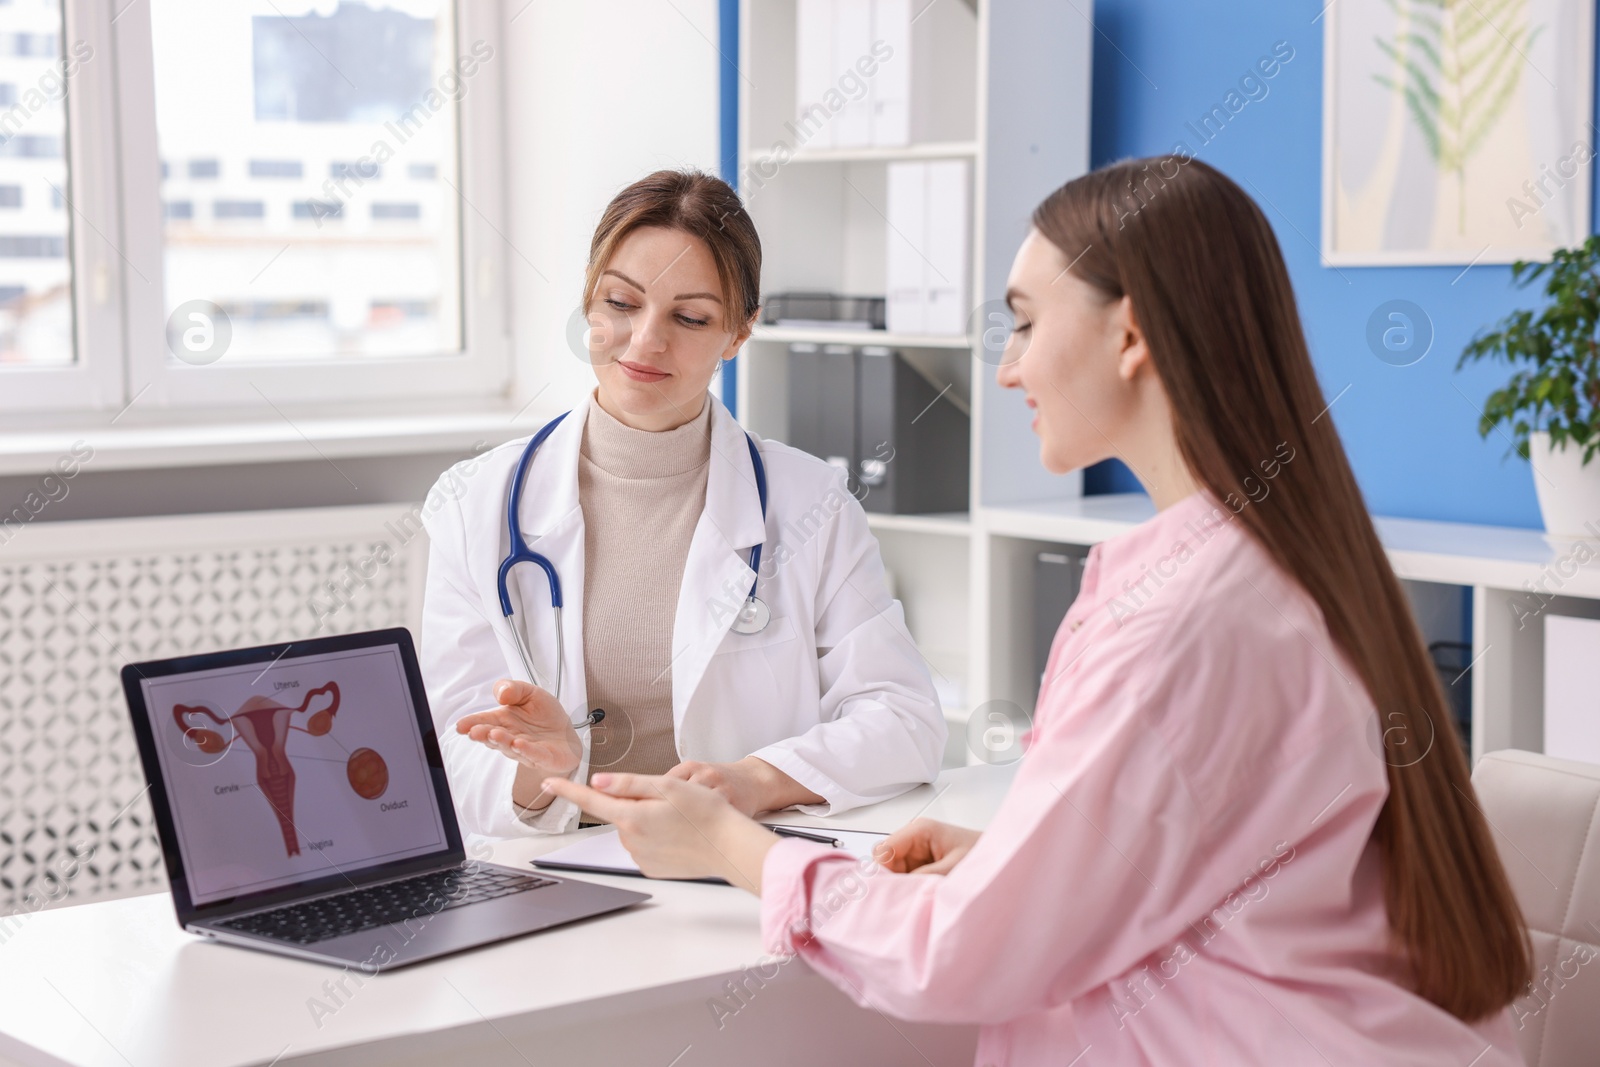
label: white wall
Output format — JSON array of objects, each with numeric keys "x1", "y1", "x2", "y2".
[{"x1": 501, "y1": 0, "x2": 722, "y2": 412}]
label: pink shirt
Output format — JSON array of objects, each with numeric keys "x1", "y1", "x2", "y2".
[{"x1": 760, "y1": 490, "x2": 1523, "y2": 1065}]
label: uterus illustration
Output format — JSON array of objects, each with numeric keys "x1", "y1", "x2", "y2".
[{"x1": 172, "y1": 682, "x2": 388, "y2": 858}]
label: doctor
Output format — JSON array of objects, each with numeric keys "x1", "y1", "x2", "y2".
[{"x1": 419, "y1": 169, "x2": 946, "y2": 838}]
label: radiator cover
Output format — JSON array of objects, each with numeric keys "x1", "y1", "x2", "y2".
[{"x1": 0, "y1": 504, "x2": 427, "y2": 914}]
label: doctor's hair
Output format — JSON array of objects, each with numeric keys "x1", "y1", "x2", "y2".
[
  {"x1": 583, "y1": 169, "x2": 762, "y2": 328},
  {"x1": 1030, "y1": 154, "x2": 1531, "y2": 1022}
]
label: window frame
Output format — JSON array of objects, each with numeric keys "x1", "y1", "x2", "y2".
[
  {"x1": 0, "y1": 0, "x2": 511, "y2": 416},
  {"x1": 0, "y1": 0, "x2": 127, "y2": 413}
]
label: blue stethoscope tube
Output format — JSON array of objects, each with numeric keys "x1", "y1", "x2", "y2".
[{"x1": 497, "y1": 409, "x2": 769, "y2": 702}]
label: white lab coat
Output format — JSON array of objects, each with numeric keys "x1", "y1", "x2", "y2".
[{"x1": 418, "y1": 391, "x2": 946, "y2": 840}]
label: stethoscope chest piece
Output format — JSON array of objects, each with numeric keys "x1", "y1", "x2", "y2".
[{"x1": 730, "y1": 596, "x2": 770, "y2": 635}]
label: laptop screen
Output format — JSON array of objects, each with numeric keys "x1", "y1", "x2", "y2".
[{"x1": 136, "y1": 641, "x2": 450, "y2": 907}]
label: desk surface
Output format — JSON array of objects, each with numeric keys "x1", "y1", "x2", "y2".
[{"x1": 0, "y1": 763, "x2": 1014, "y2": 1067}]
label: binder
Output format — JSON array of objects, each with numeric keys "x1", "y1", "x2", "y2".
[
  {"x1": 885, "y1": 159, "x2": 970, "y2": 336},
  {"x1": 1035, "y1": 552, "x2": 1086, "y2": 688},
  {"x1": 1543, "y1": 614, "x2": 1600, "y2": 764},
  {"x1": 787, "y1": 342, "x2": 858, "y2": 476},
  {"x1": 870, "y1": 0, "x2": 912, "y2": 146},
  {"x1": 795, "y1": 0, "x2": 836, "y2": 149},
  {"x1": 923, "y1": 159, "x2": 970, "y2": 335},
  {"x1": 795, "y1": 0, "x2": 914, "y2": 150},
  {"x1": 886, "y1": 160, "x2": 927, "y2": 334},
  {"x1": 787, "y1": 342, "x2": 970, "y2": 514},
  {"x1": 832, "y1": 1, "x2": 874, "y2": 147},
  {"x1": 857, "y1": 344, "x2": 969, "y2": 514}
]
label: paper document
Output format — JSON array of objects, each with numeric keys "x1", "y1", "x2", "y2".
[{"x1": 532, "y1": 824, "x2": 891, "y2": 885}]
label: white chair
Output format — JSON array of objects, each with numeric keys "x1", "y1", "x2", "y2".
[{"x1": 1472, "y1": 750, "x2": 1600, "y2": 1066}]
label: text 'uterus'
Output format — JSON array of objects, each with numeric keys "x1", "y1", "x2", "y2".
[{"x1": 173, "y1": 682, "x2": 388, "y2": 858}]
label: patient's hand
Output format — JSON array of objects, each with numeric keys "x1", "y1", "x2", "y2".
[{"x1": 877, "y1": 817, "x2": 981, "y2": 875}]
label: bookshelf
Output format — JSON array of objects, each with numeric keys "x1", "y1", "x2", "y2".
[{"x1": 734, "y1": 0, "x2": 1093, "y2": 766}]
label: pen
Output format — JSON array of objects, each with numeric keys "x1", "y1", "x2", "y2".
[{"x1": 763, "y1": 824, "x2": 841, "y2": 848}]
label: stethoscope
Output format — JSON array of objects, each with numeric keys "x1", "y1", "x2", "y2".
[{"x1": 496, "y1": 408, "x2": 771, "y2": 705}]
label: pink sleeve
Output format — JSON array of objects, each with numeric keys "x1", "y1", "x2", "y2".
[{"x1": 756, "y1": 597, "x2": 1378, "y2": 1026}]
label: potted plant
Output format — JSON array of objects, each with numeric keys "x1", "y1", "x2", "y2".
[{"x1": 1459, "y1": 234, "x2": 1600, "y2": 538}]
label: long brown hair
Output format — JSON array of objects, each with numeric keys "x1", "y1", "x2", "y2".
[
  {"x1": 1031, "y1": 154, "x2": 1530, "y2": 1020},
  {"x1": 585, "y1": 169, "x2": 761, "y2": 327}
]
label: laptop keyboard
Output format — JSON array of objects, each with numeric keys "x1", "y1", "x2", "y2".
[{"x1": 216, "y1": 866, "x2": 558, "y2": 945}]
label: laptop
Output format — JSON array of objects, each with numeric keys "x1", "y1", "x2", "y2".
[{"x1": 120, "y1": 627, "x2": 650, "y2": 971}]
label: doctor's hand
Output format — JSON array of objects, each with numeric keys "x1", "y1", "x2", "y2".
[
  {"x1": 876, "y1": 818, "x2": 981, "y2": 876},
  {"x1": 540, "y1": 772, "x2": 781, "y2": 894},
  {"x1": 664, "y1": 757, "x2": 825, "y2": 818},
  {"x1": 456, "y1": 680, "x2": 584, "y2": 813}
]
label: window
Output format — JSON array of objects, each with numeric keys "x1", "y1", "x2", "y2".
[
  {"x1": 4, "y1": 32, "x2": 58, "y2": 58},
  {"x1": 331, "y1": 160, "x2": 381, "y2": 181},
  {"x1": 153, "y1": 0, "x2": 462, "y2": 366},
  {"x1": 213, "y1": 199, "x2": 265, "y2": 219},
  {"x1": 0, "y1": 0, "x2": 76, "y2": 375},
  {"x1": 0, "y1": 235, "x2": 65, "y2": 256},
  {"x1": 1, "y1": 0, "x2": 509, "y2": 412},
  {"x1": 0, "y1": 134, "x2": 60, "y2": 158},
  {"x1": 248, "y1": 159, "x2": 302, "y2": 179},
  {"x1": 292, "y1": 199, "x2": 343, "y2": 221},
  {"x1": 253, "y1": 6, "x2": 434, "y2": 124}
]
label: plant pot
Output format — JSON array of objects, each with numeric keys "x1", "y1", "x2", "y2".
[{"x1": 1530, "y1": 431, "x2": 1600, "y2": 539}]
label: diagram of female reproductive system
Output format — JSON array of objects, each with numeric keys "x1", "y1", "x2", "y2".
[{"x1": 172, "y1": 682, "x2": 390, "y2": 858}]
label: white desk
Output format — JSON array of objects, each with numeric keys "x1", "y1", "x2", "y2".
[{"x1": 0, "y1": 764, "x2": 1015, "y2": 1067}]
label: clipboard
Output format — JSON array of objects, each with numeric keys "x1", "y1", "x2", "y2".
[{"x1": 531, "y1": 824, "x2": 891, "y2": 885}]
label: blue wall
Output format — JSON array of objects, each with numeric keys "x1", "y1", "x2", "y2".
[{"x1": 1082, "y1": 0, "x2": 1598, "y2": 528}]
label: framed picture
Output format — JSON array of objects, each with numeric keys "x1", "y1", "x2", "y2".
[{"x1": 1322, "y1": 0, "x2": 1594, "y2": 265}]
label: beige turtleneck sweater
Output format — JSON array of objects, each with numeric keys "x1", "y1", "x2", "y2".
[{"x1": 575, "y1": 388, "x2": 712, "y2": 817}]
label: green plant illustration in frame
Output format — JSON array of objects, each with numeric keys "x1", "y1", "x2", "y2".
[{"x1": 1372, "y1": 0, "x2": 1544, "y2": 234}]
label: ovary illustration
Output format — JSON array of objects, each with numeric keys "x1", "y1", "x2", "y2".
[{"x1": 172, "y1": 682, "x2": 388, "y2": 858}]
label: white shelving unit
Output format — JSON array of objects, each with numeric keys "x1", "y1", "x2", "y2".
[
  {"x1": 748, "y1": 140, "x2": 980, "y2": 166},
  {"x1": 749, "y1": 324, "x2": 973, "y2": 350},
  {"x1": 976, "y1": 492, "x2": 1600, "y2": 768},
  {"x1": 736, "y1": 0, "x2": 1576, "y2": 772},
  {"x1": 735, "y1": 0, "x2": 1093, "y2": 767}
]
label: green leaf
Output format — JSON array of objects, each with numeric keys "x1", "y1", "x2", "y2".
[
  {"x1": 1401, "y1": 86, "x2": 1442, "y2": 159},
  {"x1": 1456, "y1": 231, "x2": 1600, "y2": 453},
  {"x1": 1459, "y1": 0, "x2": 1521, "y2": 44}
]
